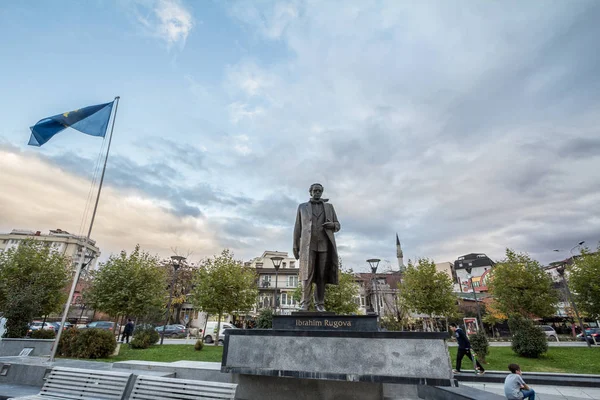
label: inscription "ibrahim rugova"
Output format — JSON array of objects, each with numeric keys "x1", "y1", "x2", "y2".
[{"x1": 295, "y1": 319, "x2": 352, "y2": 328}]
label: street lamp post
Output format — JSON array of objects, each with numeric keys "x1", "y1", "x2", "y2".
[
  {"x1": 555, "y1": 241, "x2": 590, "y2": 348},
  {"x1": 271, "y1": 257, "x2": 284, "y2": 315},
  {"x1": 465, "y1": 266, "x2": 485, "y2": 336},
  {"x1": 160, "y1": 255, "x2": 186, "y2": 345},
  {"x1": 367, "y1": 259, "x2": 381, "y2": 322}
]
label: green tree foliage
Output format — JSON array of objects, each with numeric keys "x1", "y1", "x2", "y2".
[
  {"x1": 0, "y1": 239, "x2": 70, "y2": 337},
  {"x1": 488, "y1": 249, "x2": 558, "y2": 319},
  {"x1": 191, "y1": 249, "x2": 258, "y2": 343},
  {"x1": 87, "y1": 245, "x2": 167, "y2": 320},
  {"x1": 509, "y1": 316, "x2": 548, "y2": 358},
  {"x1": 569, "y1": 245, "x2": 600, "y2": 319},
  {"x1": 256, "y1": 308, "x2": 274, "y2": 328},
  {"x1": 399, "y1": 258, "x2": 457, "y2": 330},
  {"x1": 292, "y1": 269, "x2": 360, "y2": 314}
]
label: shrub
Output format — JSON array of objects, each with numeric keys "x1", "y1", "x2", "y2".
[
  {"x1": 31, "y1": 329, "x2": 56, "y2": 339},
  {"x1": 130, "y1": 337, "x2": 150, "y2": 349},
  {"x1": 469, "y1": 331, "x2": 489, "y2": 362},
  {"x1": 57, "y1": 328, "x2": 116, "y2": 359},
  {"x1": 194, "y1": 339, "x2": 204, "y2": 351},
  {"x1": 256, "y1": 308, "x2": 273, "y2": 329},
  {"x1": 509, "y1": 316, "x2": 548, "y2": 358},
  {"x1": 57, "y1": 328, "x2": 80, "y2": 357},
  {"x1": 133, "y1": 326, "x2": 160, "y2": 347}
]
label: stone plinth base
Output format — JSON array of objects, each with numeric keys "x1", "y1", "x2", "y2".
[{"x1": 222, "y1": 329, "x2": 453, "y2": 386}]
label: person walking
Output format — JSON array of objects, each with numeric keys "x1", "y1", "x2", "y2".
[
  {"x1": 449, "y1": 322, "x2": 485, "y2": 375},
  {"x1": 121, "y1": 319, "x2": 134, "y2": 344},
  {"x1": 504, "y1": 364, "x2": 535, "y2": 399}
]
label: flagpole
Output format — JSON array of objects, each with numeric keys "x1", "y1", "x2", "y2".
[{"x1": 50, "y1": 96, "x2": 120, "y2": 362}]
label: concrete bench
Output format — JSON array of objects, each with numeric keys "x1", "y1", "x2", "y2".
[
  {"x1": 9, "y1": 366, "x2": 133, "y2": 400},
  {"x1": 418, "y1": 384, "x2": 505, "y2": 399},
  {"x1": 128, "y1": 375, "x2": 238, "y2": 400}
]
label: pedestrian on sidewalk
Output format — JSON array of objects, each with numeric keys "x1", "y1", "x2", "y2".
[
  {"x1": 504, "y1": 363, "x2": 535, "y2": 400},
  {"x1": 449, "y1": 322, "x2": 485, "y2": 375},
  {"x1": 121, "y1": 319, "x2": 134, "y2": 344}
]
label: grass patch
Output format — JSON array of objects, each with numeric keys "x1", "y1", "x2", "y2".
[
  {"x1": 449, "y1": 347, "x2": 600, "y2": 375},
  {"x1": 95, "y1": 344, "x2": 224, "y2": 363}
]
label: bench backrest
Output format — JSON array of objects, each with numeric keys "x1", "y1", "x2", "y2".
[
  {"x1": 128, "y1": 375, "x2": 238, "y2": 400},
  {"x1": 39, "y1": 366, "x2": 133, "y2": 399}
]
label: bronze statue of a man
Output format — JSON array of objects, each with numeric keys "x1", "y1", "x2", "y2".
[{"x1": 293, "y1": 183, "x2": 341, "y2": 312}]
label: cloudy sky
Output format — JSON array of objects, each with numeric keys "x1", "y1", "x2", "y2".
[{"x1": 1, "y1": 0, "x2": 599, "y2": 270}]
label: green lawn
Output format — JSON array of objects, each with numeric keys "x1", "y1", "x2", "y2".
[
  {"x1": 96, "y1": 345, "x2": 224, "y2": 363},
  {"x1": 449, "y1": 347, "x2": 600, "y2": 375}
]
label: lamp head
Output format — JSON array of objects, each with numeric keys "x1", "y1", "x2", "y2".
[
  {"x1": 271, "y1": 256, "x2": 284, "y2": 270},
  {"x1": 367, "y1": 258, "x2": 381, "y2": 274}
]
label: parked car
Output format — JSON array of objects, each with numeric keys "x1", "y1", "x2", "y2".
[
  {"x1": 155, "y1": 324, "x2": 188, "y2": 338},
  {"x1": 203, "y1": 322, "x2": 237, "y2": 344},
  {"x1": 49, "y1": 322, "x2": 73, "y2": 331},
  {"x1": 536, "y1": 325, "x2": 559, "y2": 342},
  {"x1": 577, "y1": 328, "x2": 600, "y2": 344},
  {"x1": 27, "y1": 321, "x2": 55, "y2": 336},
  {"x1": 83, "y1": 321, "x2": 119, "y2": 332}
]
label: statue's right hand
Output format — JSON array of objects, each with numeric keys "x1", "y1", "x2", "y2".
[{"x1": 293, "y1": 248, "x2": 300, "y2": 260}]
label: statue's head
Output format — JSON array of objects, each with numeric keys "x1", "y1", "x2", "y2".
[{"x1": 309, "y1": 183, "x2": 324, "y2": 200}]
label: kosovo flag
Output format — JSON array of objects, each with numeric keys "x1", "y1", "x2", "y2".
[{"x1": 28, "y1": 101, "x2": 114, "y2": 147}]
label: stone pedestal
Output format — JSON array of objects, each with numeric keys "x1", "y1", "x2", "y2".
[{"x1": 222, "y1": 329, "x2": 453, "y2": 388}]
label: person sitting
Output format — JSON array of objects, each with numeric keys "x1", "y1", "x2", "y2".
[{"x1": 504, "y1": 363, "x2": 535, "y2": 400}]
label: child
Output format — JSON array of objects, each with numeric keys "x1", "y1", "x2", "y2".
[{"x1": 504, "y1": 363, "x2": 535, "y2": 400}]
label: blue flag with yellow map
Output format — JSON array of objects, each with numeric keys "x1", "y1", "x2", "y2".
[{"x1": 28, "y1": 101, "x2": 114, "y2": 147}]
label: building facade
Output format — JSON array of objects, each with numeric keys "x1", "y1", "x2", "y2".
[
  {"x1": 0, "y1": 228, "x2": 101, "y2": 306},
  {"x1": 245, "y1": 251, "x2": 300, "y2": 315},
  {"x1": 454, "y1": 253, "x2": 495, "y2": 293}
]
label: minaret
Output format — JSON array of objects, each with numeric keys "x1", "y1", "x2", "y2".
[{"x1": 396, "y1": 233, "x2": 405, "y2": 271}]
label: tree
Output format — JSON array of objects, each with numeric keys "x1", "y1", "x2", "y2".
[
  {"x1": 292, "y1": 269, "x2": 360, "y2": 314},
  {"x1": 190, "y1": 249, "x2": 258, "y2": 343},
  {"x1": 0, "y1": 239, "x2": 70, "y2": 337},
  {"x1": 569, "y1": 245, "x2": 600, "y2": 319},
  {"x1": 488, "y1": 249, "x2": 558, "y2": 319},
  {"x1": 87, "y1": 245, "x2": 167, "y2": 322},
  {"x1": 160, "y1": 259, "x2": 197, "y2": 325},
  {"x1": 380, "y1": 292, "x2": 414, "y2": 331},
  {"x1": 399, "y1": 258, "x2": 457, "y2": 331}
]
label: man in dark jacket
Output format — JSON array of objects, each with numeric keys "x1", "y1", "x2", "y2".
[
  {"x1": 449, "y1": 323, "x2": 485, "y2": 375},
  {"x1": 121, "y1": 319, "x2": 134, "y2": 344}
]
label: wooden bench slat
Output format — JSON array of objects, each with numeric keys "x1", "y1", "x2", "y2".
[
  {"x1": 128, "y1": 375, "x2": 237, "y2": 400},
  {"x1": 132, "y1": 381, "x2": 235, "y2": 394},
  {"x1": 133, "y1": 375, "x2": 237, "y2": 389},
  {"x1": 132, "y1": 388, "x2": 234, "y2": 399},
  {"x1": 10, "y1": 367, "x2": 132, "y2": 400},
  {"x1": 44, "y1": 380, "x2": 125, "y2": 391},
  {"x1": 50, "y1": 367, "x2": 133, "y2": 377},
  {"x1": 131, "y1": 393, "x2": 233, "y2": 400}
]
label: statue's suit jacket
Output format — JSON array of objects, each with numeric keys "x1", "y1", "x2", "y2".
[{"x1": 293, "y1": 200, "x2": 341, "y2": 285}]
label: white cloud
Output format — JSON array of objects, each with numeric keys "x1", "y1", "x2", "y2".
[
  {"x1": 0, "y1": 149, "x2": 220, "y2": 262},
  {"x1": 228, "y1": 102, "x2": 265, "y2": 124},
  {"x1": 133, "y1": 0, "x2": 194, "y2": 49}
]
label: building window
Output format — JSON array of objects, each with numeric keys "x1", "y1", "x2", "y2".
[
  {"x1": 260, "y1": 275, "x2": 272, "y2": 288},
  {"x1": 287, "y1": 276, "x2": 298, "y2": 287},
  {"x1": 290, "y1": 261, "x2": 296, "y2": 268},
  {"x1": 256, "y1": 263, "x2": 263, "y2": 268},
  {"x1": 282, "y1": 262, "x2": 287, "y2": 268}
]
